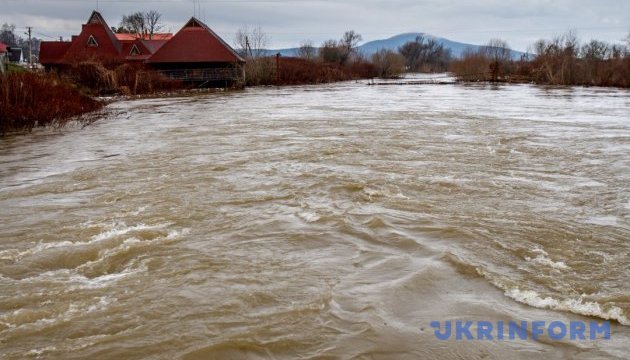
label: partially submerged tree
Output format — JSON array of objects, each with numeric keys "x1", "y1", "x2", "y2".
[
  {"x1": 319, "y1": 31, "x2": 363, "y2": 65},
  {"x1": 482, "y1": 38, "x2": 512, "y2": 81},
  {"x1": 372, "y1": 49, "x2": 405, "y2": 78},
  {"x1": 398, "y1": 35, "x2": 451, "y2": 72}
]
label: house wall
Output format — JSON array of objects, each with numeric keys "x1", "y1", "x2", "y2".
[{"x1": 0, "y1": 53, "x2": 6, "y2": 74}]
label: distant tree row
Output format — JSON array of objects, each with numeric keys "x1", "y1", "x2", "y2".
[
  {"x1": 0, "y1": 23, "x2": 42, "y2": 61},
  {"x1": 451, "y1": 31, "x2": 630, "y2": 87}
]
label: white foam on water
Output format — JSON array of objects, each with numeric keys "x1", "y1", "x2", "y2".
[
  {"x1": 505, "y1": 288, "x2": 629, "y2": 326},
  {"x1": 90, "y1": 222, "x2": 172, "y2": 242},
  {"x1": 0, "y1": 222, "x2": 173, "y2": 262},
  {"x1": 585, "y1": 216, "x2": 619, "y2": 226},
  {"x1": 10, "y1": 228, "x2": 189, "y2": 288},
  {"x1": 0, "y1": 296, "x2": 115, "y2": 330},
  {"x1": 525, "y1": 254, "x2": 570, "y2": 270},
  {"x1": 297, "y1": 211, "x2": 321, "y2": 223},
  {"x1": 26, "y1": 346, "x2": 57, "y2": 357}
]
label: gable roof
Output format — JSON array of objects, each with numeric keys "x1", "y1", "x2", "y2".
[
  {"x1": 147, "y1": 17, "x2": 245, "y2": 64},
  {"x1": 61, "y1": 12, "x2": 122, "y2": 62}
]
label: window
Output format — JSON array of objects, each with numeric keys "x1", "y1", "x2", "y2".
[
  {"x1": 130, "y1": 45, "x2": 141, "y2": 56},
  {"x1": 87, "y1": 35, "x2": 98, "y2": 47}
]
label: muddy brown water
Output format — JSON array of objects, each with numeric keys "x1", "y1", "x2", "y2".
[{"x1": 0, "y1": 79, "x2": 629, "y2": 359}]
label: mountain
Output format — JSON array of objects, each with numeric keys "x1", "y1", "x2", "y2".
[{"x1": 266, "y1": 32, "x2": 525, "y2": 60}]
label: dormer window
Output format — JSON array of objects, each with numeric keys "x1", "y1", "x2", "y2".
[
  {"x1": 87, "y1": 35, "x2": 98, "y2": 47},
  {"x1": 130, "y1": 44, "x2": 141, "y2": 56}
]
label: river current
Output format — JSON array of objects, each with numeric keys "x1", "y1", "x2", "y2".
[{"x1": 1, "y1": 79, "x2": 629, "y2": 359}]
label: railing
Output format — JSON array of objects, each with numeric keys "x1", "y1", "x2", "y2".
[{"x1": 157, "y1": 68, "x2": 242, "y2": 82}]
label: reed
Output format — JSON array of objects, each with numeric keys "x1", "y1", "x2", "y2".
[{"x1": 0, "y1": 72, "x2": 103, "y2": 134}]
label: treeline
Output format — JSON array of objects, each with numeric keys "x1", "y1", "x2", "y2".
[
  {"x1": 451, "y1": 32, "x2": 630, "y2": 87},
  {"x1": 235, "y1": 28, "x2": 380, "y2": 85}
]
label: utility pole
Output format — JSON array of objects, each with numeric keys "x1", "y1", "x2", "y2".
[{"x1": 25, "y1": 27, "x2": 32, "y2": 69}]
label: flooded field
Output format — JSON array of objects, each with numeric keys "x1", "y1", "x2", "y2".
[{"x1": 0, "y1": 79, "x2": 629, "y2": 359}]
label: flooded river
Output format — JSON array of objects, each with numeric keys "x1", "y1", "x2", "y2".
[{"x1": 1, "y1": 80, "x2": 629, "y2": 359}]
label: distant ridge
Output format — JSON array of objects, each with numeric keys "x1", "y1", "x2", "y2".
[{"x1": 266, "y1": 32, "x2": 526, "y2": 60}]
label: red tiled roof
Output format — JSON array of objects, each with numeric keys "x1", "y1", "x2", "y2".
[
  {"x1": 39, "y1": 41, "x2": 72, "y2": 65},
  {"x1": 147, "y1": 18, "x2": 244, "y2": 64},
  {"x1": 0, "y1": 42, "x2": 7, "y2": 53}
]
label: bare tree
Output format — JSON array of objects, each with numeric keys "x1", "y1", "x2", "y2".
[
  {"x1": 120, "y1": 12, "x2": 146, "y2": 36},
  {"x1": 398, "y1": 35, "x2": 451, "y2": 72},
  {"x1": 234, "y1": 26, "x2": 269, "y2": 59},
  {"x1": 581, "y1": 40, "x2": 610, "y2": 60},
  {"x1": 319, "y1": 39, "x2": 342, "y2": 63},
  {"x1": 0, "y1": 23, "x2": 18, "y2": 47},
  {"x1": 483, "y1": 38, "x2": 512, "y2": 63},
  {"x1": 298, "y1": 40, "x2": 316, "y2": 60},
  {"x1": 339, "y1": 30, "x2": 362, "y2": 64},
  {"x1": 145, "y1": 10, "x2": 164, "y2": 39},
  {"x1": 117, "y1": 11, "x2": 164, "y2": 38}
]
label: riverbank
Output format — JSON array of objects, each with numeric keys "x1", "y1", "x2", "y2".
[
  {"x1": 0, "y1": 72, "x2": 104, "y2": 135},
  {"x1": 0, "y1": 58, "x2": 380, "y2": 135}
]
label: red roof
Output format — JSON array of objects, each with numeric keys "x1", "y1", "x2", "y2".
[
  {"x1": 115, "y1": 33, "x2": 173, "y2": 41},
  {"x1": 39, "y1": 42, "x2": 72, "y2": 65},
  {"x1": 147, "y1": 18, "x2": 244, "y2": 64},
  {"x1": 62, "y1": 22, "x2": 122, "y2": 62},
  {"x1": 121, "y1": 40, "x2": 151, "y2": 61},
  {"x1": 38, "y1": 12, "x2": 244, "y2": 66},
  {"x1": 0, "y1": 42, "x2": 7, "y2": 53}
]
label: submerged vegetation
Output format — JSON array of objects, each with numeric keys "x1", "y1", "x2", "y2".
[
  {"x1": 0, "y1": 62, "x2": 185, "y2": 134},
  {"x1": 451, "y1": 32, "x2": 630, "y2": 87},
  {"x1": 0, "y1": 72, "x2": 103, "y2": 134},
  {"x1": 66, "y1": 62, "x2": 183, "y2": 96}
]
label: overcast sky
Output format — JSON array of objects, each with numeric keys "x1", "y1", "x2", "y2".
[{"x1": 1, "y1": 0, "x2": 628, "y2": 51}]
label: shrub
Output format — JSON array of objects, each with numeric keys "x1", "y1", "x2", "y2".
[
  {"x1": 0, "y1": 72, "x2": 103, "y2": 134},
  {"x1": 371, "y1": 49, "x2": 406, "y2": 78}
]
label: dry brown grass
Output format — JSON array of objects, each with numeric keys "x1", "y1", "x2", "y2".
[{"x1": 0, "y1": 72, "x2": 104, "y2": 134}]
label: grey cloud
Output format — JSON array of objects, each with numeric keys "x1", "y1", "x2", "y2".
[{"x1": 0, "y1": 0, "x2": 628, "y2": 51}]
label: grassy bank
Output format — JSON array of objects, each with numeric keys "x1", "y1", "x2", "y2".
[{"x1": 0, "y1": 72, "x2": 104, "y2": 134}]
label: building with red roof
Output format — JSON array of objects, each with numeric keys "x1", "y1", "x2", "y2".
[{"x1": 39, "y1": 11, "x2": 245, "y2": 85}]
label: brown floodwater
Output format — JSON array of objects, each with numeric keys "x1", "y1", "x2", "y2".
[{"x1": 0, "y1": 78, "x2": 629, "y2": 359}]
